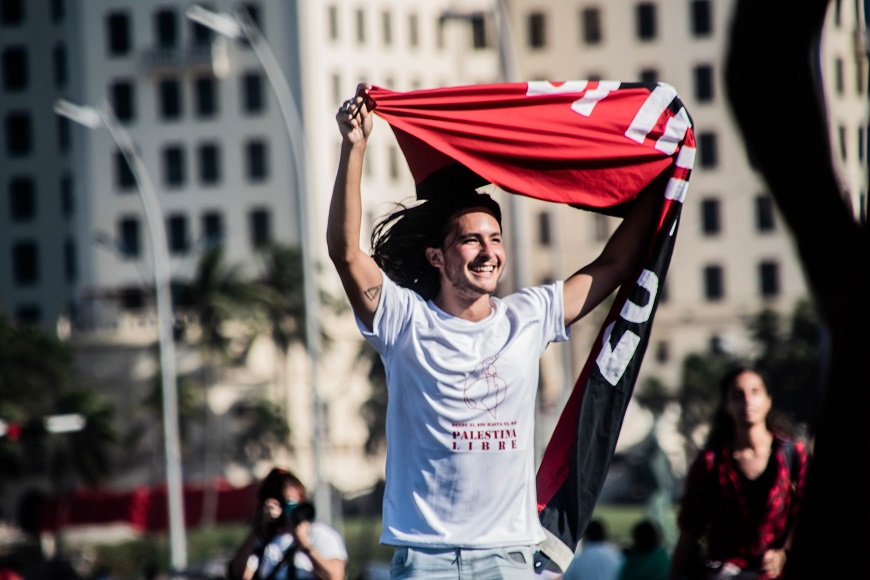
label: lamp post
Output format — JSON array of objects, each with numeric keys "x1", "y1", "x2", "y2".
[
  {"x1": 54, "y1": 99, "x2": 188, "y2": 571},
  {"x1": 185, "y1": 5, "x2": 329, "y2": 523}
]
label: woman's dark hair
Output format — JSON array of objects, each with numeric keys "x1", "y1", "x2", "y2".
[
  {"x1": 704, "y1": 364, "x2": 794, "y2": 449},
  {"x1": 257, "y1": 467, "x2": 307, "y2": 504},
  {"x1": 371, "y1": 190, "x2": 502, "y2": 301}
]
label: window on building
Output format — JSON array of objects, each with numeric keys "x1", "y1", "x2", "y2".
[
  {"x1": 755, "y1": 194, "x2": 776, "y2": 232},
  {"x1": 636, "y1": 3, "x2": 657, "y2": 41},
  {"x1": 241, "y1": 2, "x2": 261, "y2": 31},
  {"x1": 120, "y1": 287, "x2": 145, "y2": 310},
  {"x1": 639, "y1": 68, "x2": 658, "y2": 83},
  {"x1": 703, "y1": 264, "x2": 724, "y2": 301},
  {"x1": 382, "y1": 11, "x2": 392, "y2": 46},
  {"x1": 698, "y1": 131, "x2": 718, "y2": 168},
  {"x1": 159, "y1": 78, "x2": 182, "y2": 120},
  {"x1": 356, "y1": 8, "x2": 365, "y2": 44},
  {"x1": 119, "y1": 216, "x2": 140, "y2": 257},
  {"x1": 51, "y1": 0, "x2": 65, "y2": 23},
  {"x1": 2, "y1": 47, "x2": 27, "y2": 91},
  {"x1": 408, "y1": 13, "x2": 419, "y2": 48},
  {"x1": 115, "y1": 150, "x2": 136, "y2": 190},
  {"x1": 538, "y1": 211, "x2": 552, "y2": 246},
  {"x1": 1, "y1": 0, "x2": 24, "y2": 25},
  {"x1": 700, "y1": 197, "x2": 720, "y2": 235},
  {"x1": 202, "y1": 211, "x2": 224, "y2": 246},
  {"x1": 57, "y1": 116, "x2": 70, "y2": 152},
  {"x1": 155, "y1": 9, "x2": 177, "y2": 49},
  {"x1": 198, "y1": 142, "x2": 220, "y2": 185},
  {"x1": 327, "y1": 5, "x2": 338, "y2": 41},
  {"x1": 9, "y1": 177, "x2": 35, "y2": 221},
  {"x1": 690, "y1": 0, "x2": 711, "y2": 36},
  {"x1": 111, "y1": 79, "x2": 135, "y2": 122},
  {"x1": 167, "y1": 214, "x2": 189, "y2": 254},
  {"x1": 835, "y1": 57, "x2": 844, "y2": 95},
  {"x1": 528, "y1": 12, "x2": 546, "y2": 49},
  {"x1": 106, "y1": 11, "x2": 132, "y2": 56},
  {"x1": 388, "y1": 145, "x2": 400, "y2": 180},
  {"x1": 15, "y1": 305, "x2": 40, "y2": 325},
  {"x1": 837, "y1": 124, "x2": 847, "y2": 160},
  {"x1": 190, "y1": 11, "x2": 213, "y2": 46},
  {"x1": 242, "y1": 72, "x2": 265, "y2": 113},
  {"x1": 655, "y1": 340, "x2": 669, "y2": 363},
  {"x1": 12, "y1": 241, "x2": 38, "y2": 285},
  {"x1": 245, "y1": 140, "x2": 268, "y2": 181},
  {"x1": 693, "y1": 64, "x2": 714, "y2": 102},
  {"x1": 594, "y1": 213, "x2": 610, "y2": 242},
  {"x1": 5, "y1": 112, "x2": 31, "y2": 156},
  {"x1": 194, "y1": 76, "x2": 217, "y2": 117},
  {"x1": 249, "y1": 208, "x2": 271, "y2": 247},
  {"x1": 709, "y1": 334, "x2": 726, "y2": 355},
  {"x1": 581, "y1": 7, "x2": 602, "y2": 45},
  {"x1": 331, "y1": 73, "x2": 341, "y2": 105},
  {"x1": 52, "y1": 43, "x2": 67, "y2": 88},
  {"x1": 470, "y1": 14, "x2": 487, "y2": 49},
  {"x1": 759, "y1": 260, "x2": 780, "y2": 298},
  {"x1": 61, "y1": 174, "x2": 73, "y2": 217},
  {"x1": 64, "y1": 238, "x2": 76, "y2": 282},
  {"x1": 163, "y1": 145, "x2": 186, "y2": 188}
]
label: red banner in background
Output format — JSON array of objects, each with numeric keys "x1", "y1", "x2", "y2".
[{"x1": 39, "y1": 479, "x2": 258, "y2": 532}]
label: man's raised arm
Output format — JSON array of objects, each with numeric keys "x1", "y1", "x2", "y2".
[
  {"x1": 326, "y1": 85, "x2": 383, "y2": 331},
  {"x1": 562, "y1": 185, "x2": 663, "y2": 327}
]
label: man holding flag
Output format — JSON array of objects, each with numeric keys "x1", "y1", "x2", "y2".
[{"x1": 327, "y1": 82, "x2": 692, "y2": 578}]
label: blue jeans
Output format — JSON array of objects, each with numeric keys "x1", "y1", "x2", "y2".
[{"x1": 389, "y1": 545, "x2": 535, "y2": 579}]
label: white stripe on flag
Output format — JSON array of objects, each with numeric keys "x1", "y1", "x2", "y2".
[
  {"x1": 571, "y1": 81, "x2": 621, "y2": 117},
  {"x1": 664, "y1": 177, "x2": 689, "y2": 203},
  {"x1": 655, "y1": 107, "x2": 692, "y2": 155},
  {"x1": 625, "y1": 83, "x2": 678, "y2": 143},
  {"x1": 526, "y1": 80, "x2": 589, "y2": 96},
  {"x1": 676, "y1": 145, "x2": 696, "y2": 169}
]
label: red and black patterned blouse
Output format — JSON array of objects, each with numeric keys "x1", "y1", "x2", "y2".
[{"x1": 677, "y1": 435, "x2": 808, "y2": 579}]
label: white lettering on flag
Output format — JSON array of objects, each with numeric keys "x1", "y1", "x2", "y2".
[
  {"x1": 655, "y1": 107, "x2": 692, "y2": 155},
  {"x1": 596, "y1": 321, "x2": 641, "y2": 386},
  {"x1": 571, "y1": 81, "x2": 621, "y2": 117},
  {"x1": 625, "y1": 83, "x2": 678, "y2": 143},
  {"x1": 621, "y1": 269, "x2": 658, "y2": 323},
  {"x1": 526, "y1": 80, "x2": 589, "y2": 96}
]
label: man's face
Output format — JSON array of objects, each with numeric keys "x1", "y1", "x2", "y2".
[{"x1": 428, "y1": 209, "x2": 505, "y2": 300}]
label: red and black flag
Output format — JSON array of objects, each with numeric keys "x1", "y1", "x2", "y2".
[{"x1": 369, "y1": 81, "x2": 695, "y2": 571}]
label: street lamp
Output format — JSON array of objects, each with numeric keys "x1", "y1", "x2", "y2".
[
  {"x1": 185, "y1": 5, "x2": 330, "y2": 523},
  {"x1": 54, "y1": 99, "x2": 188, "y2": 571}
]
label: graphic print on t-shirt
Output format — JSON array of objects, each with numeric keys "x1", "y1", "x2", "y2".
[{"x1": 463, "y1": 354, "x2": 506, "y2": 418}]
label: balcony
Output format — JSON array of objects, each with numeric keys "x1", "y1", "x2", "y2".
[{"x1": 140, "y1": 44, "x2": 220, "y2": 75}]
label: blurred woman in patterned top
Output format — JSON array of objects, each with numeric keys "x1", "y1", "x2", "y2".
[{"x1": 669, "y1": 365, "x2": 808, "y2": 580}]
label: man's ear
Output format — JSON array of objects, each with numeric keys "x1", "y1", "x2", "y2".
[{"x1": 425, "y1": 247, "x2": 443, "y2": 269}]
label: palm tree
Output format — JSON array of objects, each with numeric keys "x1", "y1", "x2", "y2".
[
  {"x1": 255, "y1": 243, "x2": 343, "y2": 408},
  {"x1": 181, "y1": 246, "x2": 267, "y2": 525}
]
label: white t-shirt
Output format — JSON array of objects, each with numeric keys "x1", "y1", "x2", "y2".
[
  {"x1": 358, "y1": 273, "x2": 569, "y2": 549},
  {"x1": 247, "y1": 522, "x2": 347, "y2": 580}
]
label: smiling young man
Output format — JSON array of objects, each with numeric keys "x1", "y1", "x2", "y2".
[{"x1": 327, "y1": 85, "x2": 662, "y2": 579}]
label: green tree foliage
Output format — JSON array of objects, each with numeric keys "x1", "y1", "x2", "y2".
[{"x1": 0, "y1": 314, "x2": 116, "y2": 488}]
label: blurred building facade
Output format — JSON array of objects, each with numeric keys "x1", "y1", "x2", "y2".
[{"x1": 0, "y1": 0, "x2": 866, "y2": 504}]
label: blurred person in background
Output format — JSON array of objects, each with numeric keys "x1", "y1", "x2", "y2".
[
  {"x1": 227, "y1": 468, "x2": 347, "y2": 580},
  {"x1": 619, "y1": 519, "x2": 669, "y2": 580},
  {"x1": 668, "y1": 366, "x2": 807, "y2": 580},
  {"x1": 561, "y1": 519, "x2": 624, "y2": 580}
]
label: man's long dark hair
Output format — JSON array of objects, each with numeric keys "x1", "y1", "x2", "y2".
[{"x1": 370, "y1": 189, "x2": 502, "y2": 301}]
